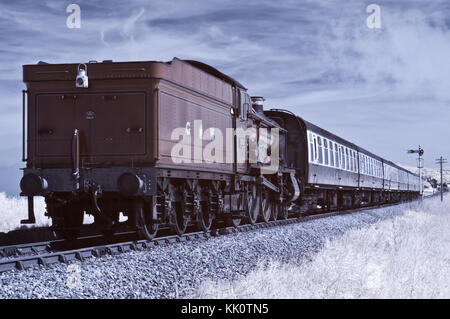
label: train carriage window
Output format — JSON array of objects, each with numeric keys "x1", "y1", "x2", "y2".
[
  {"x1": 350, "y1": 151, "x2": 353, "y2": 172},
  {"x1": 345, "y1": 147, "x2": 349, "y2": 170},
  {"x1": 334, "y1": 143, "x2": 339, "y2": 167},
  {"x1": 329, "y1": 141, "x2": 335, "y2": 167},
  {"x1": 361, "y1": 155, "x2": 364, "y2": 175},
  {"x1": 338, "y1": 146, "x2": 341, "y2": 169},
  {"x1": 345, "y1": 147, "x2": 350, "y2": 171},
  {"x1": 351, "y1": 151, "x2": 354, "y2": 172},
  {"x1": 360, "y1": 155, "x2": 364, "y2": 174},
  {"x1": 375, "y1": 161, "x2": 378, "y2": 177},
  {"x1": 363, "y1": 156, "x2": 365, "y2": 175},
  {"x1": 317, "y1": 136, "x2": 323, "y2": 164},
  {"x1": 373, "y1": 159, "x2": 376, "y2": 177},
  {"x1": 345, "y1": 148, "x2": 349, "y2": 171},
  {"x1": 356, "y1": 152, "x2": 359, "y2": 173},
  {"x1": 323, "y1": 138, "x2": 329, "y2": 165},
  {"x1": 342, "y1": 148, "x2": 345, "y2": 170},
  {"x1": 366, "y1": 157, "x2": 369, "y2": 175},
  {"x1": 352, "y1": 152, "x2": 355, "y2": 171},
  {"x1": 373, "y1": 160, "x2": 376, "y2": 177},
  {"x1": 364, "y1": 156, "x2": 368, "y2": 175},
  {"x1": 350, "y1": 150, "x2": 355, "y2": 172},
  {"x1": 313, "y1": 135, "x2": 318, "y2": 163}
]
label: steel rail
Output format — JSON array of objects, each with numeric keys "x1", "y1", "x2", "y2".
[{"x1": 0, "y1": 199, "x2": 424, "y2": 274}]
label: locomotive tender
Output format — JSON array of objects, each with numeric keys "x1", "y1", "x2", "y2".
[{"x1": 19, "y1": 58, "x2": 420, "y2": 240}]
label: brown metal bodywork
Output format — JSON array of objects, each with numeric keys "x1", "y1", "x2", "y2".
[{"x1": 23, "y1": 58, "x2": 244, "y2": 175}]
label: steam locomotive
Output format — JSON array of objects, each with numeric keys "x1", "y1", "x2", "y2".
[{"x1": 19, "y1": 58, "x2": 420, "y2": 240}]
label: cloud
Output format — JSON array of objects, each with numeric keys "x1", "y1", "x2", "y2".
[{"x1": 0, "y1": 0, "x2": 449, "y2": 194}]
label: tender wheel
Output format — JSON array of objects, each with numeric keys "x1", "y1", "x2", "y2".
[
  {"x1": 196, "y1": 200, "x2": 213, "y2": 232},
  {"x1": 136, "y1": 201, "x2": 158, "y2": 240},
  {"x1": 171, "y1": 201, "x2": 188, "y2": 236},
  {"x1": 260, "y1": 189, "x2": 271, "y2": 222},
  {"x1": 246, "y1": 183, "x2": 260, "y2": 224}
]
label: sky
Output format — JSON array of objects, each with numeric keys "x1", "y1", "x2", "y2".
[{"x1": 0, "y1": 0, "x2": 449, "y2": 195}]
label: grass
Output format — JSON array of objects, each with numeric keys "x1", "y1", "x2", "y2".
[
  {"x1": 0, "y1": 192, "x2": 48, "y2": 233},
  {"x1": 196, "y1": 196, "x2": 450, "y2": 298}
]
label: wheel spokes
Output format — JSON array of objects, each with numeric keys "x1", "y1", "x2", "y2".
[
  {"x1": 260, "y1": 189, "x2": 271, "y2": 222},
  {"x1": 246, "y1": 183, "x2": 259, "y2": 224}
]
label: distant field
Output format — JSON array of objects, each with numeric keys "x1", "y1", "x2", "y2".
[
  {"x1": 197, "y1": 196, "x2": 450, "y2": 298},
  {"x1": 399, "y1": 165, "x2": 450, "y2": 184},
  {"x1": 0, "y1": 192, "x2": 48, "y2": 233}
]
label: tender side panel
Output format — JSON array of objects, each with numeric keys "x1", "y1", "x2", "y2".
[{"x1": 156, "y1": 83, "x2": 234, "y2": 173}]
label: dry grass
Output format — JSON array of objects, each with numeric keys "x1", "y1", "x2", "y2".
[
  {"x1": 0, "y1": 192, "x2": 48, "y2": 233},
  {"x1": 197, "y1": 196, "x2": 450, "y2": 298}
]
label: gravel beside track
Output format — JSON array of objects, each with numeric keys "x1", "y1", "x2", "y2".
[{"x1": 0, "y1": 202, "x2": 415, "y2": 298}]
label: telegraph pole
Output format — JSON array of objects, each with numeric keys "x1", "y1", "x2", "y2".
[
  {"x1": 435, "y1": 156, "x2": 447, "y2": 202},
  {"x1": 408, "y1": 146, "x2": 424, "y2": 196}
]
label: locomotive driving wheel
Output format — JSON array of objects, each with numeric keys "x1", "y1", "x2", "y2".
[
  {"x1": 229, "y1": 187, "x2": 243, "y2": 227},
  {"x1": 271, "y1": 201, "x2": 280, "y2": 221},
  {"x1": 280, "y1": 202, "x2": 289, "y2": 220},
  {"x1": 136, "y1": 200, "x2": 158, "y2": 240},
  {"x1": 246, "y1": 183, "x2": 260, "y2": 224},
  {"x1": 260, "y1": 188, "x2": 271, "y2": 222}
]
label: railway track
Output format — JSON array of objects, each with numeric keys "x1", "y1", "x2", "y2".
[{"x1": 0, "y1": 199, "x2": 428, "y2": 274}]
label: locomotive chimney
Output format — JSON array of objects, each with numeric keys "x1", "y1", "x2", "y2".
[{"x1": 251, "y1": 96, "x2": 265, "y2": 114}]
